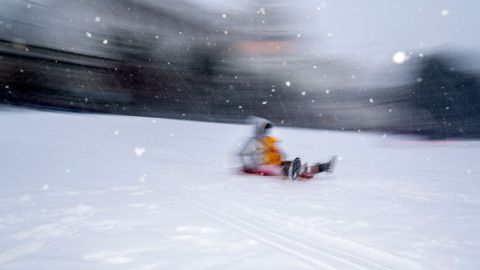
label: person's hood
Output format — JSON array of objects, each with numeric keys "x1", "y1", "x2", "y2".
[{"x1": 254, "y1": 119, "x2": 273, "y2": 138}]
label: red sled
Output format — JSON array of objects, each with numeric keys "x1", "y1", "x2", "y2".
[
  {"x1": 241, "y1": 165, "x2": 315, "y2": 180},
  {"x1": 240, "y1": 156, "x2": 336, "y2": 180}
]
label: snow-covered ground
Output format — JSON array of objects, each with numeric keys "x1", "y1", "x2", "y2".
[{"x1": 0, "y1": 108, "x2": 479, "y2": 270}]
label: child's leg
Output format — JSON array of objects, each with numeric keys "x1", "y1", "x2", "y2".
[
  {"x1": 310, "y1": 156, "x2": 337, "y2": 174},
  {"x1": 280, "y1": 161, "x2": 292, "y2": 176}
]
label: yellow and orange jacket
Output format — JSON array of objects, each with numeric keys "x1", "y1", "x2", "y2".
[{"x1": 259, "y1": 136, "x2": 283, "y2": 165}]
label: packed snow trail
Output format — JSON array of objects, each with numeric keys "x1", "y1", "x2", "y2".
[{"x1": 0, "y1": 108, "x2": 479, "y2": 269}]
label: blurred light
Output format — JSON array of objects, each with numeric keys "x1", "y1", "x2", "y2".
[{"x1": 392, "y1": 51, "x2": 407, "y2": 64}]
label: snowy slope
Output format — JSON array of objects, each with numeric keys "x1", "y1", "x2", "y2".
[{"x1": 0, "y1": 108, "x2": 479, "y2": 270}]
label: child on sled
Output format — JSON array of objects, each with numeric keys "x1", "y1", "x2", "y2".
[{"x1": 239, "y1": 119, "x2": 336, "y2": 180}]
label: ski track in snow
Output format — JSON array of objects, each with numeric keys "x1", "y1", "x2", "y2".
[{"x1": 143, "y1": 179, "x2": 424, "y2": 270}]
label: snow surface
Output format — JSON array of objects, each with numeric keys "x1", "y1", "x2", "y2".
[{"x1": 0, "y1": 108, "x2": 479, "y2": 270}]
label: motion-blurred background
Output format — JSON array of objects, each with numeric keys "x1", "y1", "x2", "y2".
[{"x1": 1, "y1": 0, "x2": 480, "y2": 139}]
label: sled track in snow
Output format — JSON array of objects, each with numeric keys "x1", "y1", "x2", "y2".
[{"x1": 143, "y1": 180, "x2": 423, "y2": 270}]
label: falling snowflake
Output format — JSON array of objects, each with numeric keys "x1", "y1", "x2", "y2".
[
  {"x1": 134, "y1": 147, "x2": 146, "y2": 157},
  {"x1": 392, "y1": 51, "x2": 407, "y2": 64},
  {"x1": 94, "y1": 16, "x2": 101, "y2": 22},
  {"x1": 102, "y1": 39, "x2": 108, "y2": 45},
  {"x1": 441, "y1": 9, "x2": 449, "y2": 16},
  {"x1": 285, "y1": 81, "x2": 291, "y2": 87},
  {"x1": 85, "y1": 32, "x2": 92, "y2": 38}
]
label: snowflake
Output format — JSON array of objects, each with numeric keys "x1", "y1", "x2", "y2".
[
  {"x1": 134, "y1": 147, "x2": 146, "y2": 157},
  {"x1": 392, "y1": 51, "x2": 407, "y2": 64}
]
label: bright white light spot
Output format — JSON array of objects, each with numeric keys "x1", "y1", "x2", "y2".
[
  {"x1": 222, "y1": 14, "x2": 227, "y2": 18},
  {"x1": 86, "y1": 32, "x2": 92, "y2": 38},
  {"x1": 271, "y1": 88, "x2": 275, "y2": 92},
  {"x1": 327, "y1": 32, "x2": 333, "y2": 37},
  {"x1": 224, "y1": 30, "x2": 228, "y2": 35},
  {"x1": 152, "y1": 120, "x2": 156, "y2": 123},
  {"x1": 301, "y1": 91, "x2": 306, "y2": 96},
  {"x1": 417, "y1": 77, "x2": 423, "y2": 83},
  {"x1": 441, "y1": 9, "x2": 449, "y2": 16},
  {"x1": 42, "y1": 185, "x2": 49, "y2": 190},
  {"x1": 102, "y1": 39, "x2": 108, "y2": 45},
  {"x1": 285, "y1": 81, "x2": 291, "y2": 87},
  {"x1": 94, "y1": 16, "x2": 101, "y2": 22},
  {"x1": 369, "y1": 98, "x2": 374, "y2": 103},
  {"x1": 238, "y1": 105, "x2": 242, "y2": 109},
  {"x1": 313, "y1": 65, "x2": 318, "y2": 69},
  {"x1": 114, "y1": 130, "x2": 119, "y2": 135},
  {"x1": 262, "y1": 101, "x2": 267, "y2": 105},
  {"x1": 382, "y1": 134, "x2": 387, "y2": 139},
  {"x1": 134, "y1": 147, "x2": 146, "y2": 157},
  {"x1": 392, "y1": 51, "x2": 407, "y2": 64},
  {"x1": 258, "y1": 7, "x2": 266, "y2": 15},
  {"x1": 325, "y1": 89, "x2": 330, "y2": 94},
  {"x1": 297, "y1": 34, "x2": 301, "y2": 38}
]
